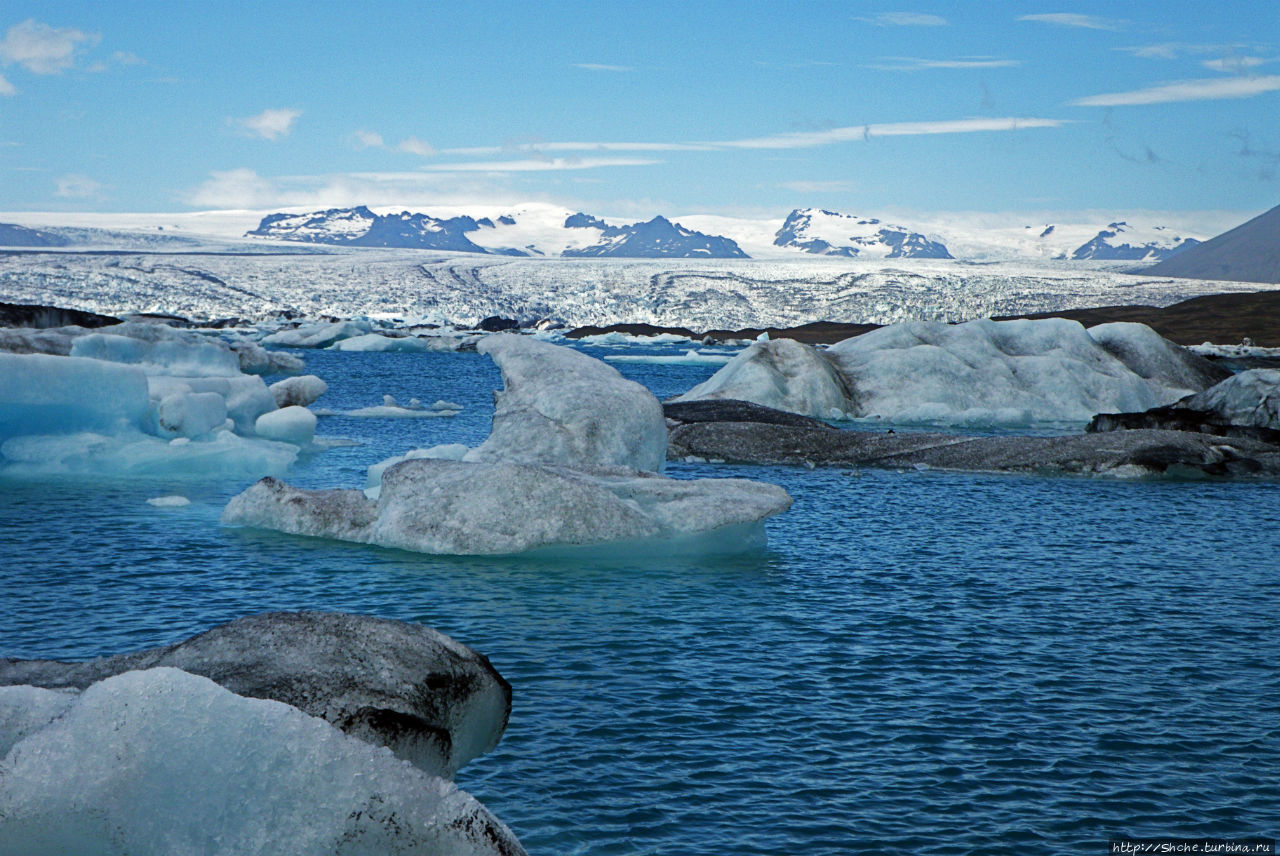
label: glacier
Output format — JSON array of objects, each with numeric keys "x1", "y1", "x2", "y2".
[
  {"x1": 222, "y1": 336, "x2": 791, "y2": 555},
  {"x1": 0, "y1": 668, "x2": 525, "y2": 856}
]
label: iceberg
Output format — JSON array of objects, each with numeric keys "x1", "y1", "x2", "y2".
[
  {"x1": 261, "y1": 319, "x2": 373, "y2": 349},
  {"x1": 224, "y1": 336, "x2": 791, "y2": 555},
  {"x1": 0, "y1": 321, "x2": 320, "y2": 477},
  {"x1": 0, "y1": 612, "x2": 512, "y2": 779},
  {"x1": 328, "y1": 332, "x2": 467, "y2": 352},
  {"x1": 269, "y1": 373, "x2": 329, "y2": 408},
  {"x1": 464, "y1": 335, "x2": 667, "y2": 472},
  {"x1": 254, "y1": 405, "x2": 317, "y2": 446},
  {"x1": 670, "y1": 338, "x2": 856, "y2": 420},
  {"x1": 1178, "y1": 368, "x2": 1280, "y2": 431},
  {"x1": 674, "y1": 318, "x2": 1228, "y2": 428},
  {"x1": 227, "y1": 460, "x2": 791, "y2": 555},
  {"x1": 0, "y1": 668, "x2": 525, "y2": 856},
  {"x1": 344, "y1": 394, "x2": 463, "y2": 418}
]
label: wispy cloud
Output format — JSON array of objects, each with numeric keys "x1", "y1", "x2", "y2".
[
  {"x1": 1202, "y1": 56, "x2": 1271, "y2": 73},
  {"x1": 437, "y1": 140, "x2": 718, "y2": 156},
  {"x1": 0, "y1": 73, "x2": 14, "y2": 96},
  {"x1": 233, "y1": 108, "x2": 302, "y2": 141},
  {"x1": 1073, "y1": 75, "x2": 1280, "y2": 106},
  {"x1": 857, "y1": 12, "x2": 947, "y2": 27},
  {"x1": 1118, "y1": 42, "x2": 1258, "y2": 61},
  {"x1": 351, "y1": 130, "x2": 385, "y2": 149},
  {"x1": 1019, "y1": 13, "x2": 1122, "y2": 31},
  {"x1": 87, "y1": 50, "x2": 144, "y2": 74},
  {"x1": 779, "y1": 180, "x2": 856, "y2": 193},
  {"x1": 0, "y1": 19, "x2": 99, "y2": 74},
  {"x1": 574, "y1": 63, "x2": 633, "y2": 72},
  {"x1": 397, "y1": 136, "x2": 436, "y2": 156},
  {"x1": 716, "y1": 117, "x2": 1070, "y2": 149},
  {"x1": 417, "y1": 156, "x2": 660, "y2": 172},
  {"x1": 55, "y1": 173, "x2": 104, "y2": 199},
  {"x1": 866, "y1": 56, "x2": 1021, "y2": 71},
  {"x1": 187, "y1": 167, "x2": 521, "y2": 210}
]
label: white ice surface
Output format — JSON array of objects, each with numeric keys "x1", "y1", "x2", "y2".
[
  {"x1": 0, "y1": 668, "x2": 524, "y2": 856},
  {"x1": 146, "y1": 494, "x2": 191, "y2": 507},
  {"x1": 70, "y1": 330, "x2": 242, "y2": 377},
  {"x1": 604, "y1": 349, "x2": 733, "y2": 366},
  {"x1": 328, "y1": 332, "x2": 466, "y2": 352}
]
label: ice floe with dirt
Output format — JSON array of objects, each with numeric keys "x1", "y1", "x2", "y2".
[
  {"x1": 224, "y1": 335, "x2": 791, "y2": 554},
  {"x1": 0, "y1": 668, "x2": 525, "y2": 856},
  {"x1": 674, "y1": 318, "x2": 1227, "y2": 428}
]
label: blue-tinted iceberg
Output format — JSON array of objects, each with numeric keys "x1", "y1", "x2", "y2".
[
  {"x1": 224, "y1": 336, "x2": 791, "y2": 555},
  {"x1": 0, "y1": 321, "x2": 322, "y2": 477},
  {"x1": 0, "y1": 668, "x2": 525, "y2": 856}
]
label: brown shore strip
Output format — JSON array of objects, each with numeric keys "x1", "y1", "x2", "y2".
[{"x1": 565, "y1": 289, "x2": 1280, "y2": 347}]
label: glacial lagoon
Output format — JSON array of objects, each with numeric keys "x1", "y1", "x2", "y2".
[{"x1": 3, "y1": 343, "x2": 1279, "y2": 855}]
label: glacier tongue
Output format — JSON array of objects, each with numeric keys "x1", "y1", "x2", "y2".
[{"x1": 0, "y1": 667, "x2": 526, "y2": 856}]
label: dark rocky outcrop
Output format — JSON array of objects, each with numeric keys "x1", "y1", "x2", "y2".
[
  {"x1": 665, "y1": 401, "x2": 1280, "y2": 478},
  {"x1": 0, "y1": 611, "x2": 512, "y2": 779},
  {"x1": 0, "y1": 301, "x2": 119, "y2": 330},
  {"x1": 563, "y1": 214, "x2": 748, "y2": 258}
]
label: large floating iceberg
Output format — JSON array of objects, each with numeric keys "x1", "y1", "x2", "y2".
[
  {"x1": 224, "y1": 336, "x2": 791, "y2": 554},
  {"x1": 0, "y1": 321, "x2": 318, "y2": 477},
  {"x1": 0, "y1": 612, "x2": 511, "y2": 779},
  {"x1": 0, "y1": 668, "x2": 525, "y2": 856},
  {"x1": 674, "y1": 318, "x2": 1227, "y2": 427}
]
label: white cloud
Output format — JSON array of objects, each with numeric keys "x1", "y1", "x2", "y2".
[
  {"x1": 234, "y1": 108, "x2": 301, "y2": 141},
  {"x1": 397, "y1": 136, "x2": 435, "y2": 156},
  {"x1": 0, "y1": 73, "x2": 14, "y2": 96},
  {"x1": 185, "y1": 167, "x2": 522, "y2": 210},
  {"x1": 716, "y1": 117, "x2": 1070, "y2": 149},
  {"x1": 55, "y1": 174, "x2": 104, "y2": 199},
  {"x1": 779, "y1": 180, "x2": 856, "y2": 192},
  {"x1": 352, "y1": 130, "x2": 385, "y2": 149},
  {"x1": 417, "y1": 156, "x2": 660, "y2": 172},
  {"x1": 866, "y1": 56, "x2": 1021, "y2": 71},
  {"x1": 1072, "y1": 75, "x2": 1280, "y2": 106},
  {"x1": 1019, "y1": 13, "x2": 1121, "y2": 31},
  {"x1": 858, "y1": 12, "x2": 947, "y2": 27},
  {"x1": 0, "y1": 19, "x2": 99, "y2": 74},
  {"x1": 574, "y1": 63, "x2": 633, "y2": 72},
  {"x1": 1202, "y1": 56, "x2": 1270, "y2": 73},
  {"x1": 438, "y1": 140, "x2": 718, "y2": 156}
]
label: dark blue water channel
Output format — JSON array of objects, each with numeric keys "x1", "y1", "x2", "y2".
[{"x1": 2, "y1": 345, "x2": 1278, "y2": 855}]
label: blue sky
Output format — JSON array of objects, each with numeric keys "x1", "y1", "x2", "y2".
[{"x1": 1, "y1": 1, "x2": 1278, "y2": 217}]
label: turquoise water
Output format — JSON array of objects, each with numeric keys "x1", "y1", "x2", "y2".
[{"x1": 3, "y1": 346, "x2": 1279, "y2": 855}]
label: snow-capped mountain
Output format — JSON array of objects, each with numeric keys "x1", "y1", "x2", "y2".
[
  {"x1": 247, "y1": 206, "x2": 523, "y2": 255},
  {"x1": 1068, "y1": 222, "x2": 1200, "y2": 261},
  {"x1": 561, "y1": 214, "x2": 747, "y2": 258},
  {"x1": 0, "y1": 223, "x2": 69, "y2": 248},
  {"x1": 773, "y1": 208, "x2": 953, "y2": 259},
  {"x1": 246, "y1": 206, "x2": 746, "y2": 258}
]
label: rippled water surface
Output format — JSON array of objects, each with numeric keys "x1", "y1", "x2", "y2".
[{"x1": 3, "y1": 346, "x2": 1279, "y2": 855}]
